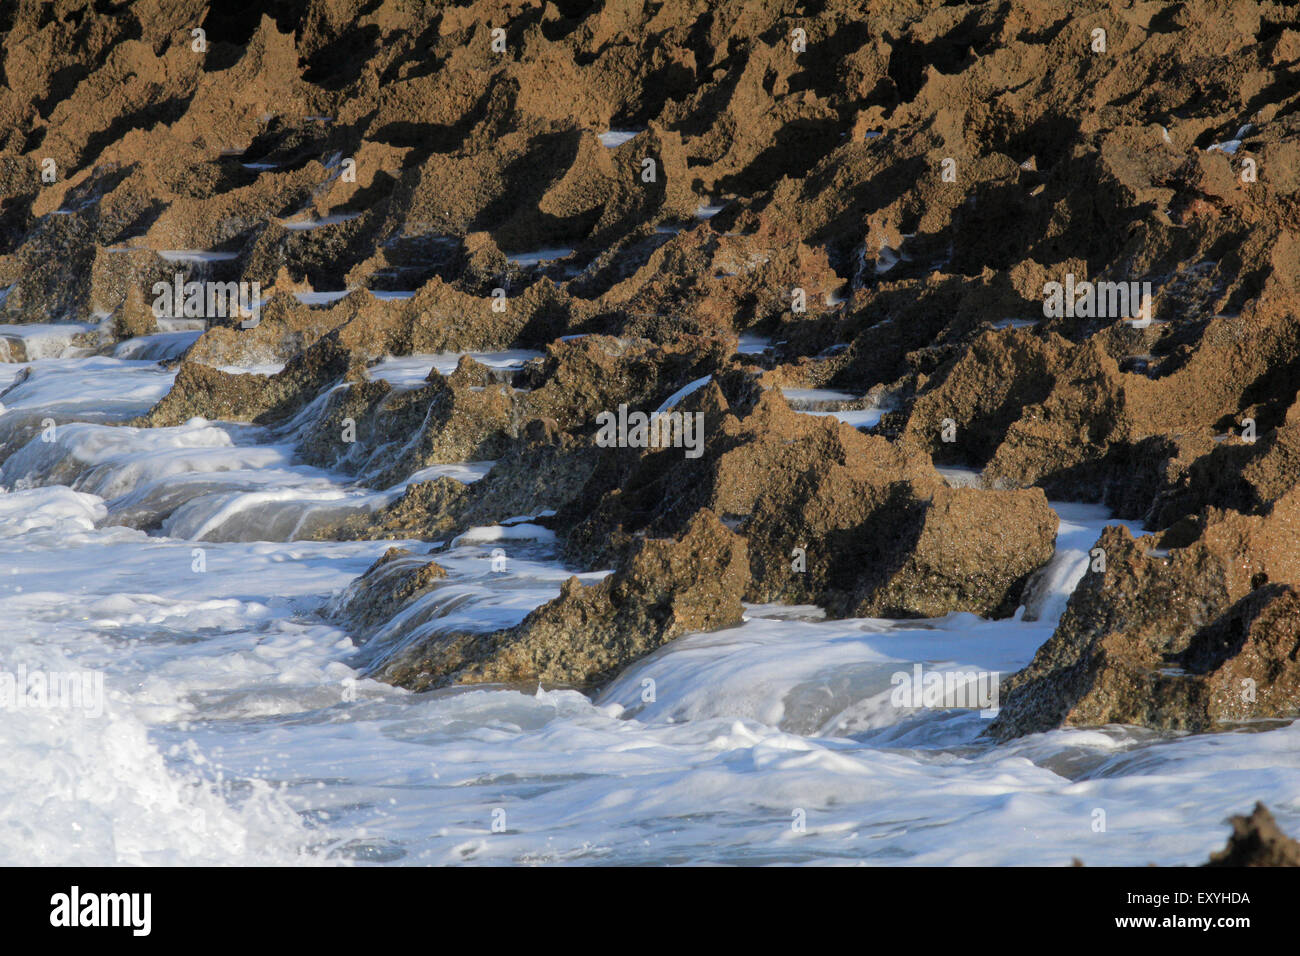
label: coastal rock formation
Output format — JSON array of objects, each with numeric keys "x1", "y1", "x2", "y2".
[
  {"x1": 4, "y1": 0, "x2": 1300, "y2": 741},
  {"x1": 992, "y1": 490, "x2": 1300, "y2": 739},
  {"x1": 333, "y1": 546, "x2": 449, "y2": 632},
  {"x1": 565, "y1": 384, "x2": 1057, "y2": 619}
]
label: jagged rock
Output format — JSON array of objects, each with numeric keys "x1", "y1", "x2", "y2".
[
  {"x1": 896, "y1": 284, "x2": 1300, "y2": 530},
  {"x1": 316, "y1": 477, "x2": 470, "y2": 542},
  {"x1": 567, "y1": 384, "x2": 1056, "y2": 619},
  {"x1": 1148, "y1": 393, "x2": 1300, "y2": 530},
  {"x1": 10, "y1": 0, "x2": 1300, "y2": 750},
  {"x1": 331, "y1": 547, "x2": 449, "y2": 632},
  {"x1": 454, "y1": 419, "x2": 603, "y2": 529},
  {"x1": 992, "y1": 489, "x2": 1300, "y2": 739},
  {"x1": 517, "y1": 332, "x2": 731, "y2": 428},
  {"x1": 136, "y1": 331, "x2": 363, "y2": 427},
  {"x1": 313, "y1": 418, "x2": 603, "y2": 541},
  {"x1": 1205, "y1": 804, "x2": 1300, "y2": 867},
  {"x1": 297, "y1": 333, "x2": 726, "y2": 488},
  {"x1": 298, "y1": 357, "x2": 521, "y2": 487}
]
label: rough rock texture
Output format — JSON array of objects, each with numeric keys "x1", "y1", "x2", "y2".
[
  {"x1": 992, "y1": 490, "x2": 1300, "y2": 739},
  {"x1": 1205, "y1": 804, "x2": 1300, "y2": 867},
  {"x1": 334, "y1": 546, "x2": 449, "y2": 632},
  {"x1": 565, "y1": 383, "x2": 1056, "y2": 619},
  {"x1": 313, "y1": 417, "x2": 601, "y2": 540},
  {"x1": 7, "y1": 1, "x2": 1300, "y2": 736},
  {"x1": 135, "y1": 330, "x2": 365, "y2": 426}
]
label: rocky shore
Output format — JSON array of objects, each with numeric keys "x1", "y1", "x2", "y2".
[{"x1": 3, "y1": 0, "x2": 1299, "y2": 860}]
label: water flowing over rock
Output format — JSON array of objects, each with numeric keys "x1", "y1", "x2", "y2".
[
  {"x1": 5, "y1": 0, "x2": 1300, "y2": 869},
  {"x1": 363, "y1": 510, "x2": 749, "y2": 691},
  {"x1": 992, "y1": 490, "x2": 1300, "y2": 739}
]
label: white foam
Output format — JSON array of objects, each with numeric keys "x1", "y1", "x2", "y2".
[
  {"x1": 0, "y1": 485, "x2": 106, "y2": 534},
  {"x1": 294, "y1": 290, "x2": 353, "y2": 306},
  {"x1": 113, "y1": 331, "x2": 202, "y2": 361},
  {"x1": 0, "y1": 323, "x2": 98, "y2": 361},
  {"x1": 157, "y1": 250, "x2": 239, "y2": 263},
  {"x1": 800, "y1": 407, "x2": 885, "y2": 429},
  {"x1": 450, "y1": 523, "x2": 557, "y2": 546},
  {"x1": 1207, "y1": 124, "x2": 1252, "y2": 155},
  {"x1": 283, "y1": 213, "x2": 361, "y2": 231},
  {"x1": 399, "y1": 461, "x2": 495, "y2": 486},
  {"x1": 0, "y1": 357, "x2": 175, "y2": 419},
  {"x1": 655, "y1": 375, "x2": 711, "y2": 414},
  {"x1": 779, "y1": 387, "x2": 860, "y2": 403}
]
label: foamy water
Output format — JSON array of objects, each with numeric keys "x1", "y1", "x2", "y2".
[{"x1": 0, "y1": 349, "x2": 1297, "y2": 865}]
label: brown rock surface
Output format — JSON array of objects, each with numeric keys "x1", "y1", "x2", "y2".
[
  {"x1": 566, "y1": 383, "x2": 1057, "y2": 619},
  {"x1": 333, "y1": 547, "x2": 450, "y2": 633},
  {"x1": 992, "y1": 489, "x2": 1300, "y2": 739},
  {"x1": 6, "y1": 0, "x2": 1300, "y2": 741}
]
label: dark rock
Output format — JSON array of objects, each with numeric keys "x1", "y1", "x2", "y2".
[
  {"x1": 1205, "y1": 804, "x2": 1300, "y2": 867},
  {"x1": 332, "y1": 547, "x2": 450, "y2": 632}
]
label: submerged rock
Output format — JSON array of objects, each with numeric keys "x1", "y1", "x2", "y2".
[
  {"x1": 333, "y1": 547, "x2": 450, "y2": 632},
  {"x1": 365, "y1": 510, "x2": 748, "y2": 691},
  {"x1": 301, "y1": 361, "x2": 521, "y2": 487},
  {"x1": 317, "y1": 477, "x2": 470, "y2": 542}
]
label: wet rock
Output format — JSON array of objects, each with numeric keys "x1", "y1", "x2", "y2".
[
  {"x1": 567, "y1": 384, "x2": 1056, "y2": 619},
  {"x1": 900, "y1": 290, "x2": 1300, "y2": 529},
  {"x1": 1148, "y1": 394, "x2": 1300, "y2": 530},
  {"x1": 331, "y1": 547, "x2": 449, "y2": 632},
  {"x1": 992, "y1": 489, "x2": 1300, "y2": 739},
  {"x1": 136, "y1": 331, "x2": 362, "y2": 427},
  {"x1": 317, "y1": 477, "x2": 469, "y2": 542},
  {"x1": 454, "y1": 419, "x2": 603, "y2": 530},
  {"x1": 11, "y1": 0, "x2": 1300, "y2": 735},
  {"x1": 366, "y1": 509, "x2": 748, "y2": 691},
  {"x1": 1205, "y1": 804, "x2": 1300, "y2": 867},
  {"x1": 314, "y1": 419, "x2": 603, "y2": 541},
  {"x1": 298, "y1": 359, "x2": 520, "y2": 487},
  {"x1": 517, "y1": 332, "x2": 731, "y2": 428}
]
